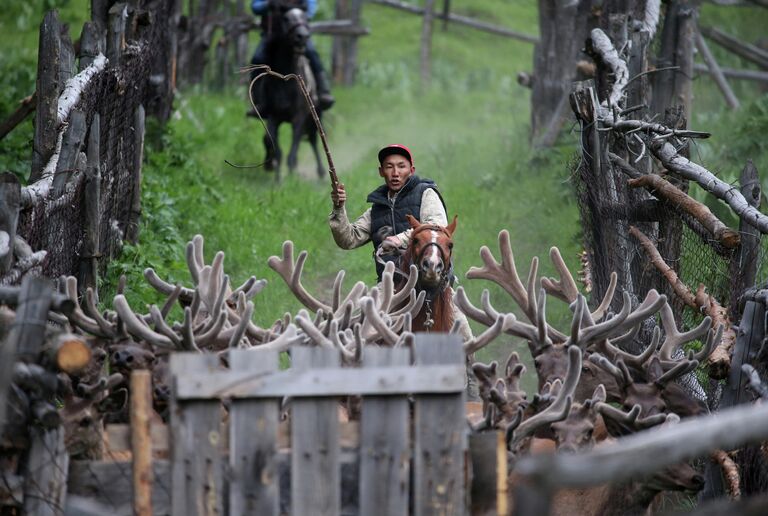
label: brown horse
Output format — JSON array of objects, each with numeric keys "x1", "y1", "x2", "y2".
[{"x1": 399, "y1": 214, "x2": 458, "y2": 333}]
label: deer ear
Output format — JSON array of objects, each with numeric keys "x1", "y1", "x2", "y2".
[
  {"x1": 406, "y1": 214, "x2": 420, "y2": 229},
  {"x1": 446, "y1": 215, "x2": 458, "y2": 236},
  {"x1": 647, "y1": 356, "x2": 665, "y2": 383}
]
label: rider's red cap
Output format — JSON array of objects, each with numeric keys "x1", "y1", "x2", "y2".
[{"x1": 378, "y1": 144, "x2": 414, "y2": 167}]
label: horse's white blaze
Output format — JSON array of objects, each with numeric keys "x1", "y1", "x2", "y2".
[{"x1": 425, "y1": 230, "x2": 441, "y2": 270}]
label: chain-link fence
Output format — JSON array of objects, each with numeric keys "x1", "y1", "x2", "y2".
[{"x1": 0, "y1": 0, "x2": 175, "y2": 287}]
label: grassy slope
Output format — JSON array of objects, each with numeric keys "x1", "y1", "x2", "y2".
[{"x1": 2, "y1": 2, "x2": 767, "y2": 370}]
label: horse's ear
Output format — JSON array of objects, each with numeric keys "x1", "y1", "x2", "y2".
[
  {"x1": 406, "y1": 214, "x2": 420, "y2": 229},
  {"x1": 446, "y1": 215, "x2": 458, "y2": 236}
]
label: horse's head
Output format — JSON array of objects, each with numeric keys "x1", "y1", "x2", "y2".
[
  {"x1": 281, "y1": 8, "x2": 310, "y2": 50},
  {"x1": 405, "y1": 214, "x2": 457, "y2": 289}
]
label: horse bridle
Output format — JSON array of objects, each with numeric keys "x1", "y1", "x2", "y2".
[{"x1": 410, "y1": 226, "x2": 454, "y2": 331}]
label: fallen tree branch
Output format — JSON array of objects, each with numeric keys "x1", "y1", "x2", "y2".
[
  {"x1": 629, "y1": 226, "x2": 735, "y2": 379},
  {"x1": 616, "y1": 160, "x2": 740, "y2": 248},
  {"x1": 650, "y1": 140, "x2": 768, "y2": 234},
  {"x1": 0, "y1": 92, "x2": 36, "y2": 141},
  {"x1": 712, "y1": 449, "x2": 741, "y2": 500},
  {"x1": 587, "y1": 28, "x2": 629, "y2": 108}
]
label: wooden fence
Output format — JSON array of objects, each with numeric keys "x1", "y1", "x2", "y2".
[{"x1": 63, "y1": 334, "x2": 507, "y2": 515}]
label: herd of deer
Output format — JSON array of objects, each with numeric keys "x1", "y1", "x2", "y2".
[{"x1": 0, "y1": 231, "x2": 743, "y2": 514}]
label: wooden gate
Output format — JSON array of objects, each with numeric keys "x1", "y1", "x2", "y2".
[{"x1": 167, "y1": 333, "x2": 501, "y2": 515}]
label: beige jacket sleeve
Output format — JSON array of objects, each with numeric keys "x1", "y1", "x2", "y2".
[
  {"x1": 391, "y1": 188, "x2": 448, "y2": 247},
  {"x1": 328, "y1": 206, "x2": 372, "y2": 249}
]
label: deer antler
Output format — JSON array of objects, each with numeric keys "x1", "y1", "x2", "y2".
[{"x1": 268, "y1": 241, "x2": 333, "y2": 313}]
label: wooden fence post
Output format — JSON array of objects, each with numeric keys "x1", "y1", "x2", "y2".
[
  {"x1": 11, "y1": 276, "x2": 53, "y2": 363},
  {"x1": 79, "y1": 21, "x2": 104, "y2": 71},
  {"x1": 126, "y1": 105, "x2": 145, "y2": 244},
  {"x1": 332, "y1": 0, "x2": 364, "y2": 86},
  {"x1": 420, "y1": 0, "x2": 436, "y2": 90},
  {"x1": 728, "y1": 161, "x2": 762, "y2": 316},
  {"x1": 59, "y1": 25, "x2": 76, "y2": 86},
  {"x1": 31, "y1": 10, "x2": 61, "y2": 182},
  {"x1": 359, "y1": 347, "x2": 410, "y2": 515},
  {"x1": 413, "y1": 333, "x2": 466, "y2": 515},
  {"x1": 23, "y1": 427, "x2": 69, "y2": 516},
  {"x1": 131, "y1": 370, "x2": 153, "y2": 516},
  {"x1": 291, "y1": 347, "x2": 341, "y2": 516},
  {"x1": 169, "y1": 353, "x2": 224, "y2": 516},
  {"x1": 442, "y1": 0, "x2": 451, "y2": 30},
  {"x1": 92, "y1": 0, "x2": 111, "y2": 28},
  {"x1": 0, "y1": 173, "x2": 21, "y2": 274},
  {"x1": 108, "y1": 2, "x2": 128, "y2": 67},
  {"x1": 228, "y1": 348, "x2": 280, "y2": 515},
  {"x1": 52, "y1": 109, "x2": 86, "y2": 197},
  {"x1": 79, "y1": 114, "x2": 101, "y2": 293}
]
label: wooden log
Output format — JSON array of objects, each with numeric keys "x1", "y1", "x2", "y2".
[
  {"x1": 0, "y1": 92, "x2": 36, "y2": 142},
  {"x1": 728, "y1": 161, "x2": 762, "y2": 316},
  {"x1": 695, "y1": 29, "x2": 740, "y2": 109},
  {"x1": 413, "y1": 334, "x2": 466, "y2": 515},
  {"x1": 693, "y1": 62, "x2": 768, "y2": 82},
  {"x1": 420, "y1": 0, "x2": 436, "y2": 89},
  {"x1": 108, "y1": 3, "x2": 128, "y2": 67},
  {"x1": 359, "y1": 347, "x2": 410, "y2": 516},
  {"x1": 629, "y1": 225, "x2": 736, "y2": 379},
  {"x1": 169, "y1": 353, "x2": 223, "y2": 516},
  {"x1": 131, "y1": 371, "x2": 153, "y2": 516},
  {"x1": 700, "y1": 26, "x2": 768, "y2": 70},
  {"x1": 31, "y1": 10, "x2": 62, "y2": 182},
  {"x1": 52, "y1": 109, "x2": 87, "y2": 197},
  {"x1": 291, "y1": 347, "x2": 340, "y2": 516},
  {"x1": 79, "y1": 114, "x2": 101, "y2": 293},
  {"x1": 228, "y1": 348, "x2": 280, "y2": 516},
  {"x1": 174, "y1": 363, "x2": 466, "y2": 399},
  {"x1": 79, "y1": 22, "x2": 104, "y2": 71},
  {"x1": 0, "y1": 172, "x2": 21, "y2": 273},
  {"x1": 126, "y1": 105, "x2": 145, "y2": 244},
  {"x1": 369, "y1": 0, "x2": 538, "y2": 43},
  {"x1": 514, "y1": 402, "x2": 768, "y2": 492},
  {"x1": 627, "y1": 172, "x2": 740, "y2": 248},
  {"x1": 23, "y1": 427, "x2": 69, "y2": 516},
  {"x1": 41, "y1": 333, "x2": 91, "y2": 374},
  {"x1": 650, "y1": 140, "x2": 768, "y2": 233}
]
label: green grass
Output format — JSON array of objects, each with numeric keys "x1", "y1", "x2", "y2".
[{"x1": 2, "y1": 1, "x2": 768, "y2": 375}]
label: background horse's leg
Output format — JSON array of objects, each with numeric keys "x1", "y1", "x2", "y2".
[
  {"x1": 286, "y1": 115, "x2": 304, "y2": 175},
  {"x1": 264, "y1": 118, "x2": 282, "y2": 181},
  {"x1": 307, "y1": 125, "x2": 324, "y2": 179}
]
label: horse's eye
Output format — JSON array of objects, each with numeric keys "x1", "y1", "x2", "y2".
[{"x1": 448, "y1": 243, "x2": 454, "y2": 249}]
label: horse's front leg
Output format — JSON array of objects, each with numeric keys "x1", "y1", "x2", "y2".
[
  {"x1": 264, "y1": 118, "x2": 282, "y2": 180},
  {"x1": 287, "y1": 117, "x2": 304, "y2": 175},
  {"x1": 307, "y1": 127, "x2": 324, "y2": 180}
]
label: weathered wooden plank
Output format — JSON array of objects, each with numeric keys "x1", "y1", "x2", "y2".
[
  {"x1": 67, "y1": 460, "x2": 171, "y2": 516},
  {"x1": 468, "y1": 432, "x2": 504, "y2": 516},
  {"x1": 291, "y1": 347, "x2": 341, "y2": 516},
  {"x1": 79, "y1": 22, "x2": 104, "y2": 72},
  {"x1": 131, "y1": 371, "x2": 153, "y2": 516},
  {"x1": 31, "y1": 10, "x2": 61, "y2": 181},
  {"x1": 23, "y1": 427, "x2": 69, "y2": 516},
  {"x1": 228, "y1": 348, "x2": 280, "y2": 516},
  {"x1": 107, "y1": 3, "x2": 128, "y2": 66},
  {"x1": 52, "y1": 109, "x2": 87, "y2": 197},
  {"x1": 0, "y1": 172, "x2": 21, "y2": 274},
  {"x1": 59, "y1": 25, "x2": 76, "y2": 86},
  {"x1": 11, "y1": 276, "x2": 53, "y2": 363},
  {"x1": 125, "y1": 104, "x2": 145, "y2": 243},
  {"x1": 359, "y1": 347, "x2": 410, "y2": 515},
  {"x1": 413, "y1": 333, "x2": 467, "y2": 516},
  {"x1": 175, "y1": 364, "x2": 465, "y2": 399},
  {"x1": 728, "y1": 161, "x2": 762, "y2": 314},
  {"x1": 169, "y1": 353, "x2": 223, "y2": 516},
  {"x1": 78, "y1": 114, "x2": 101, "y2": 293}
]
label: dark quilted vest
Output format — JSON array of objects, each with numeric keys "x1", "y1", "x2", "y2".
[{"x1": 367, "y1": 175, "x2": 445, "y2": 280}]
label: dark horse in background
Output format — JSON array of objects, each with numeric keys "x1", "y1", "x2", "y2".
[
  {"x1": 252, "y1": 7, "x2": 325, "y2": 180},
  {"x1": 398, "y1": 214, "x2": 458, "y2": 333}
]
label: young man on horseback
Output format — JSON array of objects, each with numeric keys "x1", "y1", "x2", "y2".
[
  {"x1": 249, "y1": 0, "x2": 335, "y2": 114},
  {"x1": 329, "y1": 145, "x2": 478, "y2": 397}
]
